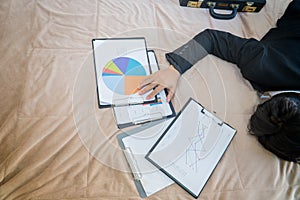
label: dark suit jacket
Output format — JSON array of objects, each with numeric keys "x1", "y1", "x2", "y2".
[{"x1": 166, "y1": 0, "x2": 300, "y2": 92}]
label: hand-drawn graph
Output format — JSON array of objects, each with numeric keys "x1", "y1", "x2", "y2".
[{"x1": 185, "y1": 112, "x2": 222, "y2": 172}]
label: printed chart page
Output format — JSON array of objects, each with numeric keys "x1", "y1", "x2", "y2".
[
  {"x1": 92, "y1": 38, "x2": 154, "y2": 106},
  {"x1": 146, "y1": 98, "x2": 236, "y2": 198},
  {"x1": 113, "y1": 51, "x2": 174, "y2": 127}
]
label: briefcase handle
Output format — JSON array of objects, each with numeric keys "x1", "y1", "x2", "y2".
[{"x1": 207, "y1": 2, "x2": 239, "y2": 20}]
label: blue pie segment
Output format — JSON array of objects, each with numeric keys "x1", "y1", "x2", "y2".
[{"x1": 102, "y1": 57, "x2": 147, "y2": 95}]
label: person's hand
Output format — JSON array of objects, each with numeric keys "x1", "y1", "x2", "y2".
[{"x1": 138, "y1": 65, "x2": 180, "y2": 102}]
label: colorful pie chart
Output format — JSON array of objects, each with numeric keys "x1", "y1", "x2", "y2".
[{"x1": 102, "y1": 57, "x2": 146, "y2": 95}]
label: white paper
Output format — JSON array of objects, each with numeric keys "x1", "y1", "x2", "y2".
[
  {"x1": 93, "y1": 38, "x2": 154, "y2": 105},
  {"x1": 147, "y1": 99, "x2": 236, "y2": 197},
  {"x1": 122, "y1": 119, "x2": 174, "y2": 196}
]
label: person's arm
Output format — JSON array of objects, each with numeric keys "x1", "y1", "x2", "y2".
[
  {"x1": 139, "y1": 29, "x2": 264, "y2": 101},
  {"x1": 166, "y1": 29, "x2": 262, "y2": 74}
]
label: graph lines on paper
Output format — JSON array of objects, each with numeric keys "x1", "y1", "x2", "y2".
[{"x1": 185, "y1": 115, "x2": 221, "y2": 173}]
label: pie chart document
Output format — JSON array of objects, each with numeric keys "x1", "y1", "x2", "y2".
[{"x1": 92, "y1": 38, "x2": 155, "y2": 107}]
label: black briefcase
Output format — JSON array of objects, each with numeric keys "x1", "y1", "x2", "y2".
[{"x1": 179, "y1": 0, "x2": 266, "y2": 19}]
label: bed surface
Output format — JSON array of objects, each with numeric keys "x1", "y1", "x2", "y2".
[{"x1": 1, "y1": 0, "x2": 299, "y2": 199}]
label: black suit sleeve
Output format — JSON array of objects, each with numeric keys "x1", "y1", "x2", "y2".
[{"x1": 166, "y1": 29, "x2": 264, "y2": 75}]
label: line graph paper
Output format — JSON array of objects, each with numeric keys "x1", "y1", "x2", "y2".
[{"x1": 185, "y1": 112, "x2": 222, "y2": 172}]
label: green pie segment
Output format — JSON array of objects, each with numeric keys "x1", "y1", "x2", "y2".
[{"x1": 102, "y1": 57, "x2": 147, "y2": 95}]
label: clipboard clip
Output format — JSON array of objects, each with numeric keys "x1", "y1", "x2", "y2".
[
  {"x1": 131, "y1": 112, "x2": 163, "y2": 125},
  {"x1": 123, "y1": 147, "x2": 142, "y2": 180},
  {"x1": 113, "y1": 96, "x2": 145, "y2": 107},
  {"x1": 201, "y1": 108, "x2": 223, "y2": 126}
]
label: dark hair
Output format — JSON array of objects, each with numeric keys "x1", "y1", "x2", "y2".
[{"x1": 249, "y1": 92, "x2": 300, "y2": 163}]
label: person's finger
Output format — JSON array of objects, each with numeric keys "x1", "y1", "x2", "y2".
[
  {"x1": 138, "y1": 75, "x2": 154, "y2": 89},
  {"x1": 146, "y1": 85, "x2": 164, "y2": 100},
  {"x1": 138, "y1": 82, "x2": 157, "y2": 95},
  {"x1": 166, "y1": 90, "x2": 174, "y2": 102}
]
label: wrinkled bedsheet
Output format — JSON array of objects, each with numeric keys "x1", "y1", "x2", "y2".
[{"x1": 0, "y1": 0, "x2": 299, "y2": 199}]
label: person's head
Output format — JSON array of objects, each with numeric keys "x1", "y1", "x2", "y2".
[{"x1": 249, "y1": 92, "x2": 300, "y2": 163}]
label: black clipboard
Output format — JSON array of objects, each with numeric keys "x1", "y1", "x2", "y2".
[
  {"x1": 92, "y1": 37, "x2": 157, "y2": 108},
  {"x1": 112, "y1": 50, "x2": 176, "y2": 129},
  {"x1": 145, "y1": 98, "x2": 236, "y2": 198}
]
